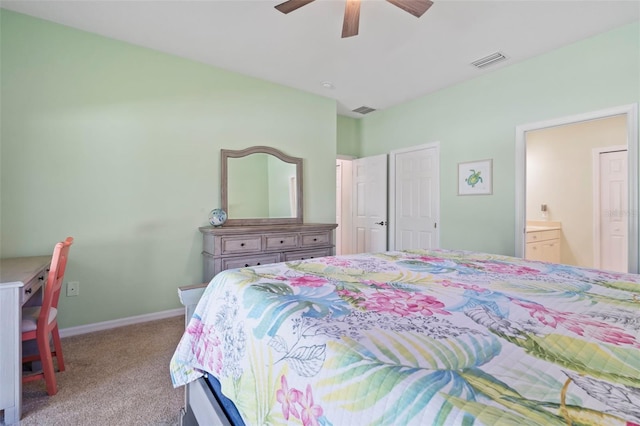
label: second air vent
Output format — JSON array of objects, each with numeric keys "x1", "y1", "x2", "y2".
[
  {"x1": 471, "y1": 52, "x2": 508, "y2": 69},
  {"x1": 353, "y1": 106, "x2": 376, "y2": 115}
]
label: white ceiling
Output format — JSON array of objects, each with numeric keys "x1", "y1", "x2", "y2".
[{"x1": 2, "y1": 0, "x2": 639, "y2": 117}]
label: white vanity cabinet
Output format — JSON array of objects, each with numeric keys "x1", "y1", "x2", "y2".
[
  {"x1": 525, "y1": 222, "x2": 562, "y2": 263},
  {"x1": 200, "y1": 223, "x2": 338, "y2": 282}
]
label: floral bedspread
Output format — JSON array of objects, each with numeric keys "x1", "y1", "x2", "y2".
[{"x1": 170, "y1": 249, "x2": 640, "y2": 426}]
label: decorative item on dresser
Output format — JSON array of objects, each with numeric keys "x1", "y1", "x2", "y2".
[
  {"x1": 208, "y1": 208, "x2": 227, "y2": 227},
  {"x1": 200, "y1": 223, "x2": 338, "y2": 281}
]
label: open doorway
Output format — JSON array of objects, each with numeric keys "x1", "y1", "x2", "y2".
[
  {"x1": 525, "y1": 116, "x2": 627, "y2": 270},
  {"x1": 336, "y1": 155, "x2": 388, "y2": 255},
  {"x1": 336, "y1": 157, "x2": 354, "y2": 255},
  {"x1": 515, "y1": 104, "x2": 638, "y2": 273}
]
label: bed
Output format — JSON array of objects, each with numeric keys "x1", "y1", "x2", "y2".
[{"x1": 170, "y1": 248, "x2": 640, "y2": 426}]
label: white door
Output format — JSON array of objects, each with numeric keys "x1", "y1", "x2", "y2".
[
  {"x1": 599, "y1": 149, "x2": 628, "y2": 272},
  {"x1": 352, "y1": 154, "x2": 388, "y2": 254},
  {"x1": 390, "y1": 143, "x2": 440, "y2": 250}
]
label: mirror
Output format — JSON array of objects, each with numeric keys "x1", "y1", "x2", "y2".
[{"x1": 221, "y1": 146, "x2": 303, "y2": 225}]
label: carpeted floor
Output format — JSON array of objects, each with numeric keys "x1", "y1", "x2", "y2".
[{"x1": 20, "y1": 315, "x2": 185, "y2": 426}]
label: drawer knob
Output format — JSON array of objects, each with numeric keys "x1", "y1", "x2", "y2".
[
  {"x1": 38, "y1": 275, "x2": 45, "y2": 281},
  {"x1": 241, "y1": 243, "x2": 245, "y2": 247},
  {"x1": 313, "y1": 238, "x2": 318, "y2": 242},
  {"x1": 257, "y1": 262, "x2": 261, "y2": 265},
  {"x1": 280, "y1": 240, "x2": 284, "y2": 244},
  {"x1": 244, "y1": 263, "x2": 249, "y2": 267},
  {"x1": 25, "y1": 288, "x2": 32, "y2": 294}
]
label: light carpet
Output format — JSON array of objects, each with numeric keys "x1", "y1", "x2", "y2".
[{"x1": 20, "y1": 315, "x2": 185, "y2": 426}]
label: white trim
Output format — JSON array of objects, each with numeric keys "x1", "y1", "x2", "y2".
[
  {"x1": 59, "y1": 307, "x2": 183, "y2": 338},
  {"x1": 337, "y1": 154, "x2": 356, "y2": 160},
  {"x1": 515, "y1": 103, "x2": 638, "y2": 273},
  {"x1": 592, "y1": 145, "x2": 628, "y2": 269},
  {"x1": 389, "y1": 142, "x2": 441, "y2": 251}
]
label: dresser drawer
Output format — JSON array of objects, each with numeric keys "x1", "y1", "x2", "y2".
[
  {"x1": 283, "y1": 248, "x2": 332, "y2": 262},
  {"x1": 526, "y1": 229, "x2": 560, "y2": 243},
  {"x1": 21, "y1": 268, "x2": 47, "y2": 304},
  {"x1": 200, "y1": 223, "x2": 338, "y2": 280},
  {"x1": 220, "y1": 236, "x2": 262, "y2": 254},
  {"x1": 265, "y1": 234, "x2": 298, "y2": 250},
  {"x1": 221, "y1": 254, "x2": 280, "y2": 271},
  {"x1": 300, "y1": 232, "x2": 331, "y2": 247}
]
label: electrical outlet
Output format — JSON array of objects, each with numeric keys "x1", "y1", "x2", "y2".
[{"x1": 67, "y1": 281, "x2": 80, "y2": 297}]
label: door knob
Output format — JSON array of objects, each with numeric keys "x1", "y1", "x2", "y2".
[{"x1": 375, "y1": 221, "x2": 387, "y2": 226}]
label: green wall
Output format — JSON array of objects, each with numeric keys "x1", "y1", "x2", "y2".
[
  {"x1": 0, "y1": 10, "x2": 337, "y2": 328},
  {"x1": 336, "y1": 115, "x2": 360, "y2": 157},
  {"x1": 2, "y1": 9, "x2": 638, "y2": 328},
  {"x1": 227, "y1": 154, "x2": 269, "y2": 218},
  {"x1": 358, "y1": 21, "x2": 640, "y2": 256},
  {"x1": 267, "y1": 156, "x2": 297, "y2": 218}
]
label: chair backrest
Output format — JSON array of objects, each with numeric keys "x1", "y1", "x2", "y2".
[{"x1": 39, "y1": 237, "x2": 74, "y2": 329}]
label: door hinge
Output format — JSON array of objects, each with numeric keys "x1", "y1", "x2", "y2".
[{"x1": 434, "y1": 223, "x2": 437, "y2": 229}]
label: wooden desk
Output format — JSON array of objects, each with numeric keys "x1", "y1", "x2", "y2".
[{"x1": 0, "y1": 256, "x2": 51, "y2": 425}]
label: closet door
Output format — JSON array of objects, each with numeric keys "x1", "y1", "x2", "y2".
[
  {"x1": 598, "y1": 149, "x2": 628, "y2": 272},
  {"x1": 390, "y1": 143, "x2": 440, "y2": 251}
]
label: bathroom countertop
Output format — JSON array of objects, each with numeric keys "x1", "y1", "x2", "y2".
[{"x1": 525, "y1": 221, "x2": 562, "y2": 232}]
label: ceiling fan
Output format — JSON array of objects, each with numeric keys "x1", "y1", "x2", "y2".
[{"x1": 275, "y1": 0, "x2": 434, "y2": 38}]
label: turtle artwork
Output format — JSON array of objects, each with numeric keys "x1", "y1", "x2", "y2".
[{"x1": 465, "y1": 169, "x2": 483, "y2": 187}]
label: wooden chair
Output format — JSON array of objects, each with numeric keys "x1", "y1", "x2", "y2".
[{"x1": 21, "y1": 237, "x2": 74, "y2": 395}]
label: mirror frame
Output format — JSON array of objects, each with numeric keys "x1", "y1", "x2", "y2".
[{"x1": 221, "y1": 146, "x2": 303, "y2": 226}]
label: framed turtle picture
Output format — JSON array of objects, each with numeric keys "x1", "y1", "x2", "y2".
[{"x1": 458, "y1": 159, "x2": 493, "y2": 195}]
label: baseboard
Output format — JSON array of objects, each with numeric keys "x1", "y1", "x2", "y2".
[{"x1": 60, "y1": 308, "x2": 183, "y2": 338}]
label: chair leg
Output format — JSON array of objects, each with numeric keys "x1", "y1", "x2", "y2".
[
  {"x1": 37, "y1": 331, "x2": 58, "y2": 396},
  {"x1": 51, "y1": 325, "x2": 65, "y2": 372}
]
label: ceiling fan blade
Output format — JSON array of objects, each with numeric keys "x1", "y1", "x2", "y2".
[
  {"x1": 342, "y1": 0, "x2": 361, "y2": 38},
  {"x1": 386, "y1": 0, "x2": 433, "y2": 18},
  {"x1": 275, "y1": 0, "x2": 315, "y2": 14}
]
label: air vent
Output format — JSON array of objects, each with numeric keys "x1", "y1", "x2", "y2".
[
  {"x1": 471, "y1": 52, "x2": 508, "y2": 69},
  {"x1": 353, "y1": 106, "x2": 376, "y2": 115}
]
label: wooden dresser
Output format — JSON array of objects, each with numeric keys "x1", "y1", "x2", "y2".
[{"x1": 199, "y1": 223, "x2": 338, "y2": 282}]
